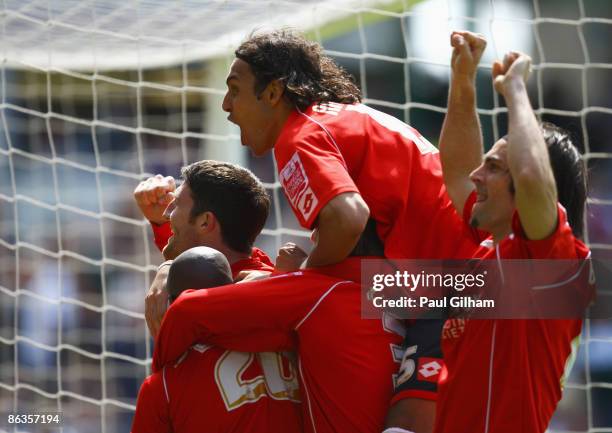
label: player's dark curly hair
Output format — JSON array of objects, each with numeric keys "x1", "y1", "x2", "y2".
[
  {"x1": 181, "y1": 160, "x2": 270, "y2": 254},
  {"x1": 541, "y1": 122, "x2": 587, "y2": 238},
  {"x1": 235, "y1": 28, "x2": 362, "y2": 110}
]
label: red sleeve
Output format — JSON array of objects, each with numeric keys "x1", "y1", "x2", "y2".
[
  {"x1": 131, "y1": 373, "x2": 170, "y2": 433},
  {"x1": 509, "y1": 204, "x2": 594, "y2": 313},
  {"x1": 250, "y1": 247, "x2": 275, "y2": 268},
  {"x1": 152, "y1": 273, "x2": 331, "y2": 372},
  {"x1": 510, "y1": 204, "x2": 581, "y2": 259},
  {"x1": 275, "y1": 132, "x2": 359, "y2": 229},
  {"x1": 151, "y1": 221, "x2": 173, "y2": 253},
  {"x1": 230, "y1": 247, "x2": 275, "y2": 277}
]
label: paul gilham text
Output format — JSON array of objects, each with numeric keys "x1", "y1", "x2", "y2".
[{"x1": 372, "y1": 296, "x2": 495, "y2": 309}]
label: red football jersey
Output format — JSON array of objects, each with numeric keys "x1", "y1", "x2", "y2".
[
  {"x1": 435, "y1": 193, "x2": 592, "y2": 433},
  {"x1": 133, "y1": 230, "x2": 290, "y2": 433},
  {"x1": 273, "y1": 102, "x2": 475, "y2": 261},
  {"x1": 152, "y1": 271, "x2": 406, "y2": 433},
  {"x1": 132, "y1": 345, "x2": 301, "y2": 433}
]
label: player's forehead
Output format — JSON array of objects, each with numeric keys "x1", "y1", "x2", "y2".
[
  {"x1": 226, "y1": 58, "x2": 254, "y2": 84},
  {"x1": 175, "y1": 181, "x2": 190, "y2": 201},
  {"x1": 484, "y1": 138, "x2": 508, "y2": 164}
]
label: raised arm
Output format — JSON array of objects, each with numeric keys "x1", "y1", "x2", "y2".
[
  {"x1": 493, "y1": 52, "x2": 558, "y2": 239},
  {"x1": 133, "y1": 174, "x2": 176, "y2": 253},
  {"x1": 439, "y1": 31, "x2": 487, "y2": 214},
  {"x1": 134, "y1": 174, "x2": 176, "y2": 225}
]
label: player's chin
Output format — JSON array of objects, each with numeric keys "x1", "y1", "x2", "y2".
[
  {"x1": 239, "y1": 129, "x2": 249, "y2": 147},
  {"x1": 162, "y1": 238, "x2": 178, "y2": 260},
  {"x1": 472, "y1": 200, "x2": 486, "y2": 213},
  {"x1": 470, "y1": 207, "x2": 484, "y2": 227}
]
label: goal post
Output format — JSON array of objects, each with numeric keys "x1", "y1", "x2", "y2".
[{"x1": 1, "y1": 0, "x2": 611, "y2": 432}]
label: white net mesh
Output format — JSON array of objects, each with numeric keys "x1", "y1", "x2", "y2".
[{"x1": 1, "y1": 0, "x2": 611, "y2": 432}]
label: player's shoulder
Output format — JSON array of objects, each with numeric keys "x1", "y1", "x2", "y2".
[
  {"x1": 507, "y1": 203, "x2": 589, "y2": 259},
  {"x1": 230, "y1": 247, "x2": 274, "y2": 276},
  {"x1": 139, "y1": 370, "x2": 165, "y2": 397},
  {"x1": 297, "y1": 102, "x2": 366, "y2": 132},
  {"x1": 163, "y1": 344, "x2": 224, "y2": 387},
  {"x1": 264, "y1": 269, "x2": 352, "y2": 289},
  {"x1": 298, "y1": 270, "x2": 355, "y2": 289}
]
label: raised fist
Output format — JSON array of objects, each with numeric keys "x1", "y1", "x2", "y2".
[
  {"x1": 275, "y1": 242, "x2": 308, "y2": 272},
  {"x1": 134, "y1": 174, "x2": 176, "y2": 225},
  {"x1": 450, "y1": 30, "x2": 487, "y2": 80},
  {"x1": 492, "y1": 51, "x2": 532, "y2": 96}
]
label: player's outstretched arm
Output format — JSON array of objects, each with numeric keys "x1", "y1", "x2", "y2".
[
  {"x1": 439, "y1": 31, "x2": 487, "y2": 214},
  {"x1": 151, "y1": 274, "x2": 323, "y2": 371},
  {"x1": 305, "y1": 192, "x2": 369, "y2": 268},
  {"x1": 494, "y1": 52, "x2": 558, "y2": 240}
]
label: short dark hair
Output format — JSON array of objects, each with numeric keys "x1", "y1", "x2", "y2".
[
  {"x1": 167, "y1": 246, "x2": 233, "y2": 303},
  {"x1": 181, "y1": 160, "x2": 270, "y2": 254},
  {"x1": 541, "y1": 122, "x2": 587, "y2": 238},
  {"x1": 235, "y1": 28, "x2": 361, "y2": 110}
]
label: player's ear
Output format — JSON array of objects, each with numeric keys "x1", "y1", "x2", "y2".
[
  {"x1": 264, "y1": 79, "x2": 285, "y2": 106},
  {"x1": 195, "y1": 211, "x2": 216, "y2": 234}
]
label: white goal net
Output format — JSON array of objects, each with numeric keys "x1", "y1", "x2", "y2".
[{"x1": 1, "y1": 0, "x2": 611, "y2": 432}]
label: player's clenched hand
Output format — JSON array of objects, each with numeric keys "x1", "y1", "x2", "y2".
[
  {"x1": 145, "y1": 263, "x2": 170, "y2": 338},
  {"x1": 275, "y1": 242, "x2": 308, "y2": 272},
  {"x1": 450, "y1": 30, "x2": 487, "y2": 80},
  {"x1": 134, "y1": 174, "x2": 176, "y2": 225},
  {"x1": 493, "y1": 51, "x2": 531, "y2": 97}
]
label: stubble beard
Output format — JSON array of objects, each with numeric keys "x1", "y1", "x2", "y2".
[
  {"x1": 469, "y1": 216, "x2": 480, "y2": 229},
  {"x1": 162, "y1": 237, "x2": 179, "y2": 260}
]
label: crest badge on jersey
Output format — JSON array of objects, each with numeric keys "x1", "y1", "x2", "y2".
[{"x1": 279, "y1": 152, "x2": 319, "y2": 220}]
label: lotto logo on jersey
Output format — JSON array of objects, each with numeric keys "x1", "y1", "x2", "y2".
[
  {"x1": 417, "y1": 358, "x2": 444, "y2": 383},
  {"x1": 297, "y1": 186, "x2": 318, "y2": 221}
]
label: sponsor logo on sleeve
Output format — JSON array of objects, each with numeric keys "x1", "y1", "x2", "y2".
[
  {"x1": 297, "y1": 186, "x2": 318, "y2": 222},
  {"x1": 279, "y1": 152, "x2": 308, "y2": 205},
  {"x1": 279, "y1": 152, "x2": 319, "y2": 220},
  {"x1": 417, "y1": 357, "x2": 444, "y2": 383}
]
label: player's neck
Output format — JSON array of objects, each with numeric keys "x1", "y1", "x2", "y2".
[
  {"x1": 221, "y1": 247, "x2": 250, "y2": 265},
  {"x1": 269, "y1": 101, "x2": 295, "y2": 146}
]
